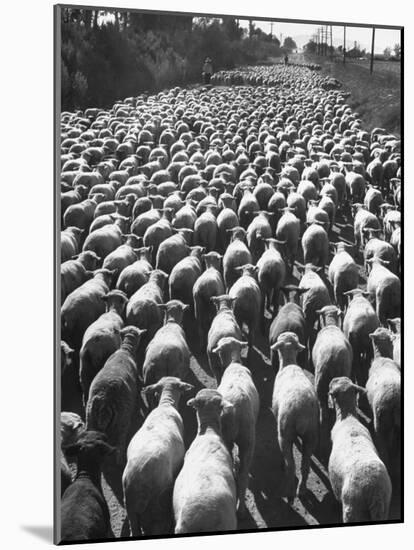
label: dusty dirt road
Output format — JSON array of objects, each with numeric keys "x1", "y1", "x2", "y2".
[{"x1": 61, "y1": 208, "x2": 400, "y2": 538}]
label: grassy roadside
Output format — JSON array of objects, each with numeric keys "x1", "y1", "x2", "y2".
[{"x1": 311, "y1": 56, "x2": 401, "y2": 137}]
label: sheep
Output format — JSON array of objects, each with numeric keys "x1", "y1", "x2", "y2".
[
  {"x1": 364, "y1": 186, "x2": 383, "y2": 216},
  {"x1": 116, "y1": 246, "x2": 152, "y2": 298},
  {"x1": 142, "y1": 300, "x2": 191, "y2": 387},
  {"x1": 169, "y1": 246, "x2": 204, "y2": 307},
  {"x1": 102, "y1": 234, "x2": 143, "y2": 283},
  {"x1": 61, "y1": 250, "x2": 100, "y2": 304},
  {"x1": 61, "y1": 268, "x2": 115, "y2": 351},
  {"x1": 125, "y1": 269, "x2": 168, "y2": 340},
  {"x1": 381, "y1": 205, "x2": 401, "y2": 242},
  {"x1": 301, "y1": 221, "x2": 329, "y2": 269},
  {"x1": 216, "y1": 205, "x2": 239, "y2": 253},
  {"x1": 318, "y1": 195, "x2": 336, "y2": 232},
  {"x1": 63, "y1": 195, "x2": 105, "y2": 231},
  {"x1": 312, "y1": 306, "x2": 353, "y2": 424},
  {"x1": 79, "y1": 290, "x2": 128, "y2": 406},
  {"x1": 275, "y1": 207, "x2": 300, "y2": 273},
  {"x1": 122, "y1": 377, "x2": 194, "y2": 536},
  {"x1": 246, "y1": 211, "x2": 273, "y2": 262},
  {"x1": 61, "y1": 227, "x2": 84, "y2": 263},
  {"x1": 342, "y1": 289, "x2": 380, "y2": 385},
  {"x1": 214, "y1": 337, "x2": 259, "y2": 515},
  {"x1": 143, "y1": 208, "x2": 174, "y2": 263},
  {"x1": 86, "y1": 326, "x2": 147, "y2": 469},
  {"x1": 193, "y1": 252, "x2": 225, "y2": 349},
  {"x1": 363, "y1": 229, "x2": 397, "y2": 275},
  {"x1": 270, "y1": 332, "x2": 319, "y2": 502},
  {"x1": 223, "y1": 226, "x2": 252, "y2": 291},
  {"x1": 328, "y1": 377, "x2": 391, "y2": 523},
  {"x1": 130, "y1": 208, "x2": 161, "y2": 237},
  {"x1": 287, "y1": 191, "x2": 306, "y2": 225},
  {"x1": 61, "y1": 412, "x2": 85, "y2": 496},
  {"x1": 228, "y1": 264, "x2": 261, "y2": 349},
  {"x1": 306, "y1": 203, "x2": 329, "y2": 230},
  {"x1": 366, "y1": 328, "x2": 401, "y2": 470},
  {"x1": 60, "y1": 430, "x2": 115, "y2": 542},
  {"x1": 352, "y1": 204, "x2": 380, "y2": 250},
  {"x1": 207, "y1": 295, "x2": 243, "y2": 383},
  {"x1": 82, "y1": 216, "x2": 130, "y2": 260},
  {"x1": 156, "y1": 231, "x2": 191, "y2": 275},
  {"x1": 269, "y1": 285, "x2": 308, "y2": 372},
  {"x1": 366, "y1": 257, "x2": 401, "y2": 324},
  {"x1": 328, "y1": 242, "x2": 359, "y2": 310},
  {"x1": 193, "y1": 205, "x2": 218, "y2": 252},
  {"x1": 298, "y1": 263, "x2": 331, "y2": 350},
  {"x1": 256, "y1": 238, "x2": 287, "y2": 316},
  {"x1": 173, "y1": 201, "x2": 197, "y2": 230},
  {"x1": 238, "y1": 184, "x2": 260, "y2": 228},
  {"x1": 173, "y1": 389, "x2": 237, "y2": 533},
  {"x1": 387, "y1": 318, "x2": 401, "y2": 367}
]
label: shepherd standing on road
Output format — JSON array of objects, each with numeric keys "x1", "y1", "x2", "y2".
[{"x1": 202, "y1": 57, "x2": 213, "y2": 85}]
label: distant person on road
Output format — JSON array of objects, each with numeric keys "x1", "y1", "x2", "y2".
[
  {"x1": 284, "y1": 54, "x2": 289, "y2": 65},
  {"x1": 202, "y1": 57, "x2": 213, "y2": 85}
]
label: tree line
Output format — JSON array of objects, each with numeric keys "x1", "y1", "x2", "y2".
[{"x1": 61, "y1": 8, "x2": 296, "y2": 111}]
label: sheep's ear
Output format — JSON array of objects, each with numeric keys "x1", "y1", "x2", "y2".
[
  {"x1": 63, "y1": 442, "x2": 81, "y2": 456},
  {"x1": 327, "y1": 393, "x2": 335, "y2": 409},
  {"x1": 297, "y1": 342, "x2": 306, "y2": 352},
  {"x1": 221, "y1": 399, "x2": 233, "y2": 413},
  {"x1": 270, "y1": 341, "x2": 281, "y2": 351},
  {"x1": 352, "y1": 383, "x2": 367, "y2": 395},
  {"x1": 179, "y1": 382, "x2": 195, "y2": 394},
  {"x1": 98, "y1": 440, "x2": 117, "y2": 456},
  {"x1": 142, "y1": 383, "x2": 159, "y2": 398},
  {"x1": 212, "y1": 345, "x2": 221, "y2": 355},
  {"x1": 182, "y1": 304, "x2": 190, "y2": 311},
  {"x1": 187, "y1": 398, "x2": 197, "y2": 409}
]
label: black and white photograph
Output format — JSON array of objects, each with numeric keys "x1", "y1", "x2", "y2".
[{"x1": 55, "y1": 4, "x2": 402, "y2": 545}]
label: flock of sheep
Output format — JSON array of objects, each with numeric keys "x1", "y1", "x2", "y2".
[{"x1": 59, "y1": 62, "x2": 401, "y2": 543}]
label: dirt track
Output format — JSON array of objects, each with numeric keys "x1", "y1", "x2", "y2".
[{"x1": 83, "y1": 209, "x2": 400, "y2": 538}]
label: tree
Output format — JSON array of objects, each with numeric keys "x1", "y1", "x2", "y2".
[
  {"x1": 393, "y1": 43, "x2": 401, "y2": 59},
  {"x1": 283, "y1": 36, "x2": 297, "y2": 52},
  {"x1": 303, "y1": 40, "x2": 317, "y2": 54},
  {"x1": 383, "y1": 47, "x2": 392, "y2": 59}
]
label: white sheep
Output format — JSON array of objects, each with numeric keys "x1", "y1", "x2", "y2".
[
  {"x1": 366, "y1": 328, "x2": 401, "y2": 471},
  {"x1": 270, "y1": 332, "x2": 319, "y2": 502},
  {"x1": 173, "y1": 389, "x2": 237, "y2": 533},
  {"x1": 328, "y1": 376, "x2": 391, "y2": 523},
  {"x1": 214, "y1": 337, "x2": 260, "y2": 516},
  {"x1": 122, "y1": 377, "x2": 194, "y2": 536}
]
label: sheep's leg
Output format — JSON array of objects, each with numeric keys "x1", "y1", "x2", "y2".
[
  {"x1": 272, "y1": 288, "x2": 279, "y2": 317},
  {"x1": 128, "y1": 511, "x2": 142, "y2": 537},
  {"x1": 342, "y1": 503, "x2": 360, "y2": 523},
  {"x1": 297, "y1": 433, "x2": 315, "y2": 497},
  {"x1": 236, "y1": 435, "x2": 255, "y2": 518},
  {"x1": 279, "y1": 435, "x2": 296, "y2": 505}
]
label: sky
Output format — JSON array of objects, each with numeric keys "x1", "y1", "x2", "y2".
[
  {"x1": 99, "y1": 12, "x2": 401, "y2": 54},
  {"x1": 240, "y1": 20, "x2": 401, "y2": 54}
]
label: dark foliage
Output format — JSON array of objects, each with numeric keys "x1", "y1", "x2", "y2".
[{"x1": 61, "y1": 9, "x2": 282, "y2": 110}]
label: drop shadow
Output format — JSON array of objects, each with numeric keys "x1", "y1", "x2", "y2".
[{"x1": 20, "y1": 525, "x2": 53, "y2": 543}]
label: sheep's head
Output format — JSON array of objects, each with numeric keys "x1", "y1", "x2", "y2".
[
  {"x1": 271, "y1": 332, "x2": 306, "y2": 361},
  {"x1": 149, "y1": 269, "x2": 168, "y2": 288},
  {"x1": 211, "y1": 294, "x2": 236, "y2": 312},
  {"x1": 187, "y1": 389, "x2": 233, "y2": 427},
  {"x1": 63, "y1": 430, "x2": 115, "y2": 465},
  {"x1": 316, "y1": 305, "x2": 342, "y2": 327},
  {"x1": 61, "y1": 412, "x2": 85, "y2": 447},
  {"x1": 143, "y1": 376, "x2": 194, "y2": 406},
  {"x1": 369, "y1": 328, "x2": 394, "y2": 358},
  {"x1": 158, "y1": 300, "x2": 189, "y2": 325},
  {"x1": 328, "y1": 377, "x2": 366, "y2": 414},
  {"x1": 213, "y1": 337, "x2": 248, "y2": 367},
  {"x1": 61, "y1": 341, "x2": 74, "y2": 375},
  {"x1": 103, "y1": 290, "x2": 128, "y2": 315},
  {"x1": 227, "y1": 226, "x2": 247, "y2": 242},
  {"x1": 202, "y1": 251, "x2": 222, "y2": 270},
  {"x1": 235, "y1": 263, "x2": 258, "y2": 278}
]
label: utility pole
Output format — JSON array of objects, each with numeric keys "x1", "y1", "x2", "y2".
[
  {"x1": 330, "y1": 25, "x2": 333, "y2": 59},
  {"x1": 270, "y1": 21, "x2": 273, "y2": 39},
  {"x1": 317, "y1": 27, "x2": 321, "y2": 55},
  {"x1": 343, "y1": 25, "x2": 346, "y2": 64},
  {"x1": 370, "y1": 26, "x2": 375, "y2": 74},
  {"x1": 325, "y1": 25, "x2": 329, "y2": 56}
]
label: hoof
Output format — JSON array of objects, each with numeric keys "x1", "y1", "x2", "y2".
[{"x1": 287, "y1": 495, "x2": 295, "y2": 506}]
